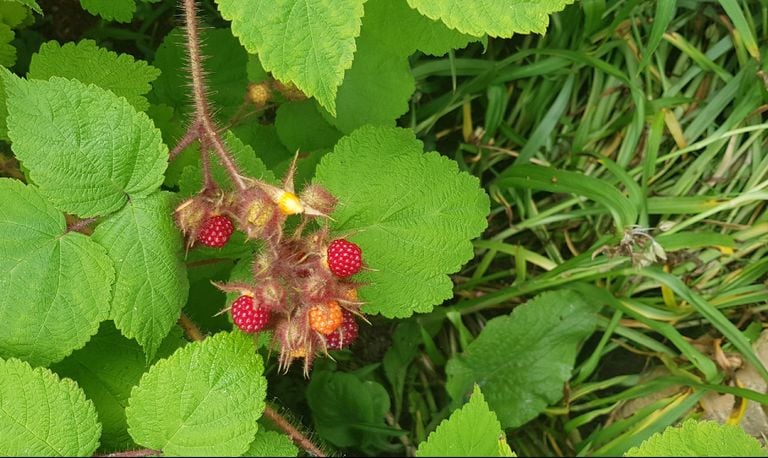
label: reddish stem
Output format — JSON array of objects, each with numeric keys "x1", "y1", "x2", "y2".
[
  {"x1": 263, "y1": 405, "x2": 327, "y2": 457},
  {"x1": 181, "y1": 0, "x2": 247, "y2": 191},
  {"x1": 169, "y1": 123, "x2": 200, "y2": 160}
]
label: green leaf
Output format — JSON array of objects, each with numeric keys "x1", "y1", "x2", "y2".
[
  {"x1": 79, "y1": 0, "x2": 135, "y2": 22},
  {"x1": 152, "y1": 27, "x2": 249, "y2": 121},
  {"x1": 307, "y1": 370, "x2": 392, "y2": 449},
  {"x1": 416, "y1": 385, "x2": 512, "y2": 457},
  {"x1": 215, "y1": 0, "x2": 366, "y2": 115},
  {"x1": 178, "y1": 130, "x2": 274, "y2": 196},
  {"x1": 445, "y1": 289, "x2": 599, "y2": 428},
  {"x1": 126, "y1": 331, "x2": 267, "y2": 456},
  {"x1": 0, "y1": 1, "x2": 31, "y2": 27},
  {"x1": 244, "y1": 429, "x2": 298, "y2": 457},
  {"x1": 0, "y1": 23, "x2": 15, "y2": 67},
  {"x1": 624, "y1": 419, "x2": 767, "y2": 457},
  {"x1": 406, "y1": 0, "x2": 575, "y2": 37},
  {"x1": 275, "y1": 101, "x2": 341, "y2": 152},
  {"x1": 6, "y1": 0, "x2": 41, "y2": 14},
  {"x1": 2, "y1": 71, "x2": 168, "y2": 218},
  {"x1": 0, "y1": 357, "x2": 101, "y2": 456},
  {"x1": 0, "y1": 179, "x2": 113, "y2": 366},
  {"x1": 51, "y1": 321, "x2": 186, "y2": 452},
  {"x1": 314, "y1": 126, "x2": 489, "y2": 317},
  {"x1": 327, "y1": 0, "x2": 479, "y2": 133},
  {"x1": 92, "y1": 192, "x2": 189, "y2": 360},
  {"x1": 28, "y1": 40, "x2": 161, "y2": 111}
]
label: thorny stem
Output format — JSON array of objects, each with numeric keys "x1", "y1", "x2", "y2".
[
  {"x1": 176, "y1": 0, "x2": 247, "y2": 191},
  {"x1": 263, "y1": 405, "x2": 327, "y2": 457},
  {"x1": 176, "y1": 311, "x2": 326, "y2": 457},
  {"x1": 177, "y1": 312, "x2": 206, "y2": 342},
  {"x1": 168, "y1": 122, "x2": 199, "y2": 160}
]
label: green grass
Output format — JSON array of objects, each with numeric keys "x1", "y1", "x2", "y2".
[{"x1": 403, "y1": 0, "x2": 768, "y2": 455}]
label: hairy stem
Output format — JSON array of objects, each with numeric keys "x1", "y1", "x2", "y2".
[
  {"x1": 263, "y1": 405, "x2": 327, "y2": 457},
  {"x1": 179, "y1": 0, "x2": 247, "y2": 191},
  {"x1": 168, "y1": 122, "x2": 200, "y2": 160},
  {"x1": 178, "y1": 312, "x2": 206, "y2": 342}
]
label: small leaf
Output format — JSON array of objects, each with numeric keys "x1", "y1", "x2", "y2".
[
  {"x1": 624, "y1": 419, "x2": 767, "y2": 457},
  {"x1": 126, "y1": 331, "x2": 267, "y2": 456},
  {"x1": 0, "y1": 23, "x2": 15, "y2": 67},
  {"x1": 0, "y1": 179, "x2": 113, "y2": 366},
  {"x1": 326, "y1": 0, "x2": 479, "y2": 133},
  {"x1": 8, "y1": 0, "x2": 42, "y2": 14},
  {"x1": 244, "y1": 428, "x2": 298, "y2": 457},
  {"x1": 28, "y1": 39, "x2": 161, "y2": 111},
  {"x1": 215, "y1": 0, "x2": 366, "y2": 115},
  {"x1": 2, "y1": 70, "x2": 168, "y2": 217},
  {"x1": 92, "y1": 191, "x2": 189, "y2": 359},
  {"x1": 446, "y1": 289, "x2": 599, "y2": 428},
  {"x1": 416, "y1": 385, "x2": 513, "y2": 457},
  {"x1": 406, "y1": 0, "x2": 575, "y2": 37},
  {"x1": 51, "y1": 322, "x2": 186, "y2": 451},
  {"x1": 314, "y1": 126, "x2": 489, "y2": 317},
  {"x1": 79, "y1": 0, "x2": 135, "y2": 22},
  {"x1": 0, "y1": 357, "x2": 101, "y2": 456},
  {"x1": 307, "y1": 371, "x2": 393, "y2": 449}
]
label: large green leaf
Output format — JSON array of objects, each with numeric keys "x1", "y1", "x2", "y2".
[
  {"x1": 446, "y1": 289, "x2": 599, "y2": 428},
  {"x1": 28, "y1": 39, "x2": 160, "y2": 111},
  {"x1": 92, "y1": 192, "x2": 189, "y2": 360},
  {"x1": 0, "y1": 179, "x2": 113, "y2": 366},
  {"x1": 314, "y1": 126, "x2": 489, "y2": 317},
  {"x1": 2, "y1": 70, "x2": 168, "y2": 217},
  {"x1": 326, "y1": 0, "x2": 479, "y2": 133},
  {"x1": 126, "y1": 331, "x2": 267, "y2": 456},
  {"x1": 215, "y1": 0, "x2": 366, "y2": 115},
  {"x1": 0, "y1": 357, "x2": 101, "y2": 456},
  {"x1": 51, "y1": 322, "x2": 186, "y2": 451},
  {"x1": 625, "y1": 419, "x2": 767, "y2": 457},
  {"x1": 416, "y1": 385, "x2": 513, "y2": 457},
  {"x1": 406, "y1": 0, "x2": 575, "y2": 37}
]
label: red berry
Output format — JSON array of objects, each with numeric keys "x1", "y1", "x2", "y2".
[
  {"x1": 326, "y1": 239, "x2": 362, "y2": 278},
  {"x1": 231, "y1": 295, "x2": 270, "y2": 333},
  {"x1": 197, "y1": 215, "x2": 234, "y2": 248},
  {"x1": 325, "y1": 309, "x2": 358, "y2": 350}
]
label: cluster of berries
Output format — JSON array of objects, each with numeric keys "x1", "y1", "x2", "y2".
[{"x1": 174, "y1": 162, "x2": 366, "y2": 375}]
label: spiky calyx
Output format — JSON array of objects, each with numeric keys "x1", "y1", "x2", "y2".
[{"x1": 231, "y1": 295, "x2": 271, "y2": 333}]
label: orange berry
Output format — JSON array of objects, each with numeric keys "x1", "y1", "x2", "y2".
[{"x1": 309, "y1": 301, "x2": 343, "y2": 335}]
